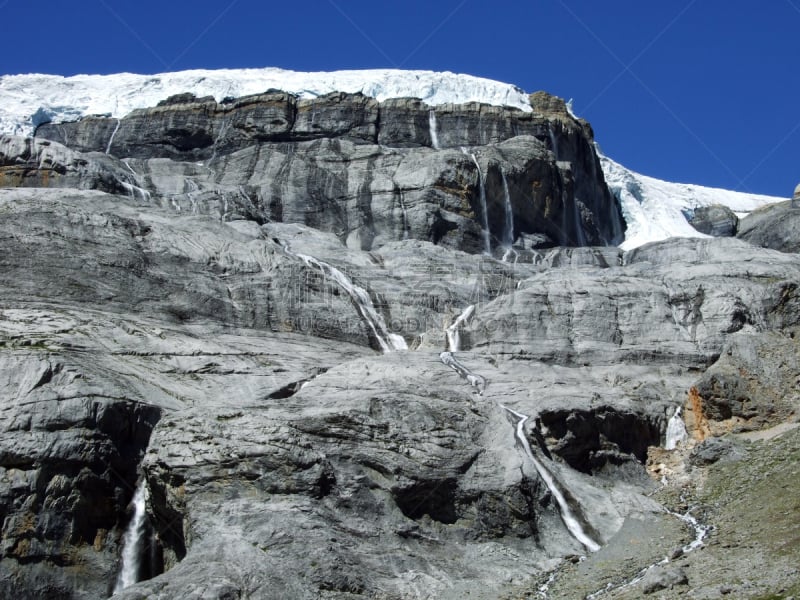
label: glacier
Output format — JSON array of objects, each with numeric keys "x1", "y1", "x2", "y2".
[
  {"x1": 600, "y1": 151, "x2": 783, "y2": 250},
  {"x1": 0, "y1": 67, "x2": 531, "y2": 138}
]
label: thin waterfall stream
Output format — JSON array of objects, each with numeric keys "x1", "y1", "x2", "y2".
[
  {"x1": 446, "y1": 305, "x2": 474, "y2": 353},
  {"x1": 439, "y1": 307, "x2": 601, "y2": 554},
  {"x1": 501, "y1": 404, "x2": 601, "y2": 553},
  {"x1": 429, "y1": 109, "x2": 440, "y2": 150},
  {"x1": 585, "y1": 495, "x2": 711, "y2": 599},
  {"x1": 501, "y1": 169, "x2": 514, "y2": 248},
  {"x1": 113, "y1": 481, "x2": 148, "y2": 593},
  {"x1": 106, "y1": 118, "x2": 121, "y2": 155},
  {"x1": 463, "y1": 150, "x2": 492, "y2": 254},
  {"x1": 283, "y1": 243, "x2": 407, "y2": 352},
  {"x1": 500, "y1": 169, "x2": 518, "y2": 262}
]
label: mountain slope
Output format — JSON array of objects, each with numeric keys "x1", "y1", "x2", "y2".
[{"x1": 1, "y1": 66, "x2": 799, "y2": 600}]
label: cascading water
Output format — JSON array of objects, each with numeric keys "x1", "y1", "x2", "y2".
[
  {"x1": 186, "y1": 179, "x2": 199, "y2": 213},
  {"x1": 106, "y1": 118, "x2": 120, "y2": 155},
  {"x1": 120, "y1": 182, "x2": 152, "y2": 202},
  {"x1": 440, "y1": 351, "x2": 486, "y2": 394},
  {"x1": 438, "y1": 328, "x2": 601, "y2": 554},
  {"x1": 500, "y1": 169, "x2": 515, "y2": 248},
  {"x1": 117, "y1": 159, "x2": 151, "y2": 202},
  {"x1": 586, "y1": 496, "x2": 710, "y2": 599},
  {"x1": 446, "y1": 305, "x2": 475, "y2": 352},
  {"x1": 397, "y1": 193, "x2": 410, "y2": 240},
  {"x1": 429, "y1": 109, "x2": 440, "y2": 150},
  {"x1": 500, "y1": 169, "x2": 518, "y2": 262},
  {"x1": 284, "y1": 244, "x2": 407, "y2": 352},
  {"x1": 573, "y1": 198, "x2": 587, "y2": 247},
  {"x1": 113, "y1": 481, "x2": 148, "y2": 593},
  {"x1": 547, "y1": 124, "x2": 559, "y2": 160},
  {"x1": 467, "y1": 152, "x2": 492, "y2": 254},
  {"x1": 665, "y1": 406, "x2": 688, "y2": 450},
  {"x1": 209, "y1": 119, "x2": 230, "y2": 163},
  {"x1": 500, "y1": 405, "x2": 601, "y2": 553}
]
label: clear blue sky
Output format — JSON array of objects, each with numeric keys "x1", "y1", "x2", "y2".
[{"x1": 2, "y1": 0, "x2": 797, "y2": 197}]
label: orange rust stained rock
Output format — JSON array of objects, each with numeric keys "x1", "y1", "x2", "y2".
[{"x1": 686, "y1": 386, "x2": 712, "y2": 442}]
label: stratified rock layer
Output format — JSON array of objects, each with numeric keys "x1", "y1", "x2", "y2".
[{"x1": 31, "y1": 90, "x2": 625, "y2": 252}]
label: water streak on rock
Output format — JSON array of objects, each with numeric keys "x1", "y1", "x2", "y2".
[
  {"x1": 468, "y1": 152, "x2": 491, "y2": 254},
  {"x1": 446, "y1": 305, "x2": 475, "y2": 352},
  {"x1": 106, "y1": 118, "x2": 120, "y2": 155},
  {"x1": 286, "y1": 244, "x2": 407, "y2": 352}
]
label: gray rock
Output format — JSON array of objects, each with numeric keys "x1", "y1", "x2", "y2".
[
  {"x1": 689, "y1": 437, "x2": 745, "y2": 465},
  {"x1": 693, "y1": 329, "x2": 800, "y2": 428},
  {"x1": 0, "y1": 135, "x2": 129, "y2": 193},
  {"x1": 470, "y1": 237, "x2": 800, "y2": 367},
  {"x1": 640, "y1": 565, "x2": 688, "y2": 593},
  {"x1": 738, "y1": 201, "x2": 800, "y2": 253},
  {"x1": 33, "y1": 90, "x2": 626, "y2": 250},
  {"x1": 686, "y1": 204, "x2": 739, "y2": 237},
  {"x1": 0, "y1": 183, "x2": 797, "y2": 598}
]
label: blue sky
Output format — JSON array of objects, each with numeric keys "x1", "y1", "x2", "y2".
[{"x1": 2, "y1": 0, "x2": 797, "y2": 197}]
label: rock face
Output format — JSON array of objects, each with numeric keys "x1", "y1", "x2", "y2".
[
  {"x1": 1, "y1": 87, "x2": 799, "y2": 600},
  {"x1": 33, "y1": 90, "x2": 625, "y2": 252},
  {"x1": 686, "y1": 204, "x2": 739, "y2": 237},
  {"x1": 737, "y1": 200, "x2": 800, "y2": 253}
]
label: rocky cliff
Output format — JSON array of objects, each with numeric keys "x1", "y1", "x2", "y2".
[
  {"x1": 31, "y1": 89, "x2": 624, "y2": 253},
  {"x1": 0, "y1": 79, "x2": 799, "y2": 600}
]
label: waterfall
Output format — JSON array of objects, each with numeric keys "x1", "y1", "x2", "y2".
[
  {"x1": 285, "y1": 245, "x2": 407, "y2": 352},
  {"x1": 573, "y1": 198, "x2": 587, "y2": 247},
  {"x1": 547, "y1": 124, "x2": 559, "y2": 160},
  {"x1": 120, "y1": 182, "x2": 152, "y2": 202},
  {"x1": 397, "y1": 193, "x2": 409, "y2": 240},
  {"x1": 672, "y1": 503, "x2": 711, "y2": 554},
  {"x1": 429, "y1": 109, "x2": 440, "y2": 150},
  {"x1": 446, "y1": 305, "x2": 475, "y2": 352},
  {"x1": 500, "y1": 169, "x2": 515, "y2": 250},
  {"x1": 113, "y1": 481, "x2": 148, "y2": 593},
  {"x1": 500, "y1": 405, "x2": 601, "y2": 553},
  {"x1": 122, "y1": 160, "x2": 137, "y2": 177},
  {"x1": 439, "y1": 351, "x2": 486, "y2": 394},
  {"x1": 186, "y1": 179, "x2": 199, "y2": 213},
  {"x1": 468, "y1": 153, "x2": 492, "y2": 254},
  {"x1": 665, "y1": 406, "x2": 688, "y2": 450},
  {"x1": 106, "y1": 118, "x2": 121, "y2": 155}
]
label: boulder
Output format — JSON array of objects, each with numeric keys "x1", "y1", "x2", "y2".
[
  {"x1": 738, "y1": 201, "x2": 800, "y2": 253},
  {"x1": 640, "y1": 565, "x2": 688, "y2": 594},
  {"x1": 686, "y1": 204, "x2": 739, "y2": 237}
]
